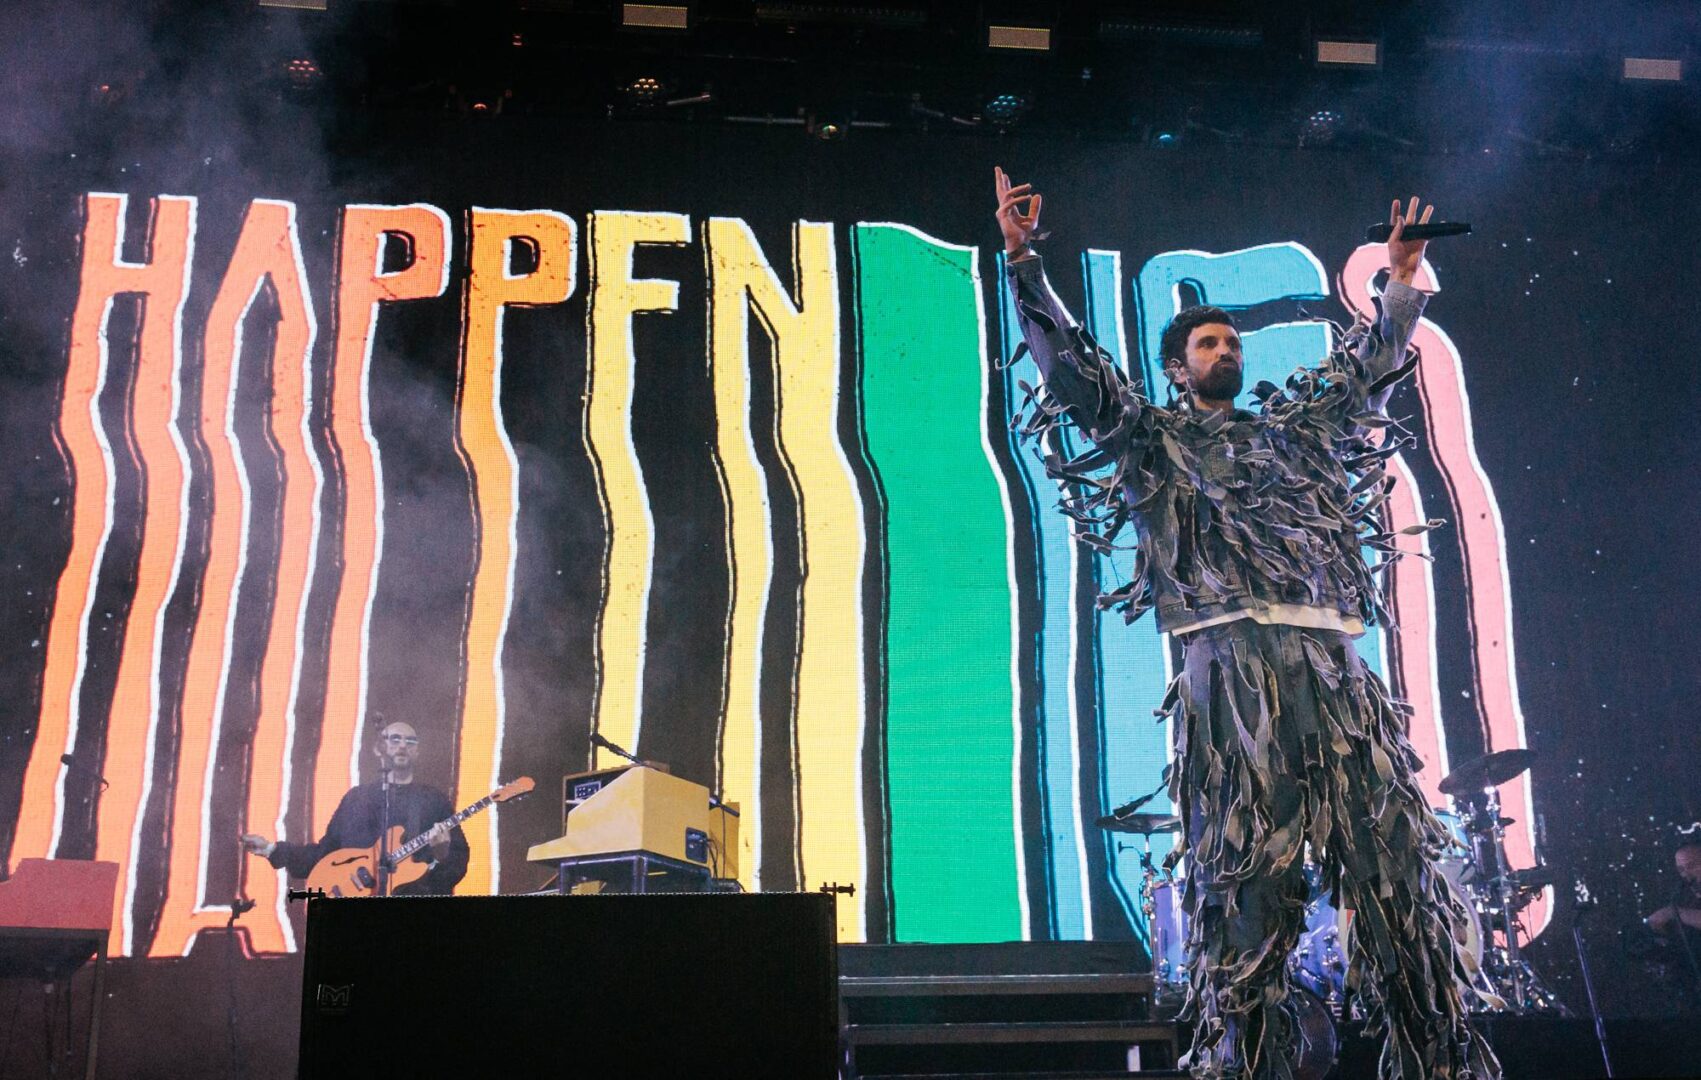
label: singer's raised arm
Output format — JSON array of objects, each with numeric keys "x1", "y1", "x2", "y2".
[{"x1": 995, "y1": 167, "x2": 1148, "y2": 460}]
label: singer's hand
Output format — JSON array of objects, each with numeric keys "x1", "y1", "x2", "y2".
[
  {"x1": 1648, "y1": 905, "x2": 1679, "y2": 932},
  {"x1": 240, "y1": 833, "x2": 275, "y2": 857},
  {"x1": 1387, "y1": 195, "x2": 1435, "y2": 286},
  {"x1": 994, "y1": 166, "x2": 1043, "y2": 258}
]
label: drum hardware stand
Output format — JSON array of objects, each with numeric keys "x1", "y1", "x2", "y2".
[
  {"x1": 1096, "y1": 808, "x2": 1183, "y2": 993},
  {"x1": 1439, "y1": 747, "x2": 1570, "y2": 1016},
  {"x1": 1472, "y1": 784, "x2": 1527, "y2": 1009},
  {"x1": 1121, "y1": 834, "x2": 1175, "y2": 982},
  {"x1": 1461, "y1": 792, "x2": 1565, "y2": 1013}
]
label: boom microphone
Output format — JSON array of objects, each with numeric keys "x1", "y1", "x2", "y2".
[
  {"x1": 1364, "y1": 220, "x2": 1472, "y2": 243},
  {"x1": 590, "y1": 732, "x2": 642, "y2": 765}
]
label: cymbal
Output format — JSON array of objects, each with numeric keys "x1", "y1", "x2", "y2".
[
  {"x1": 1459, "y1": 814, "x2": 1517, "y2": 836},
  {"x1": 1095, "y1": 812, "x2": 1180, "y2": 835},
  {"x1": 1438, "y1": 748, "x2": 1537, "y2": 796}
]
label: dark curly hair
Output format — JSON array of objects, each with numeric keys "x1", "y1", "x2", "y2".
[{"x1": 1158, "y1": 305, "x2": 1237, "y2": 381}]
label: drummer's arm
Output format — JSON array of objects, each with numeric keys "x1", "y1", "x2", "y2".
[{"x1": 1646, "y1": 905, "x2": 1701, "y2": 933}]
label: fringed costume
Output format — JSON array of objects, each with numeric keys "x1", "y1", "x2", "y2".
[{"x1": 1005, "y1": 253, "x2": 1499, "y2": 1080}]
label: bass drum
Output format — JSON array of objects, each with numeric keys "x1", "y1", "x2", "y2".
[
  {"x1": 1291, "y1": 985, "x2": 1338, "y2": 1080},
  {"x1": 1291, "y1": 866, "x2": 1347, "y2": 1003}
]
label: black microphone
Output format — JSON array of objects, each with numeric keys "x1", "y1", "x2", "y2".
[
  {"x1": 60, "y1": 753, "x2": 110, "y2": 791},
  {"x1": 590, "y1": 732, "x2": 641, "y2": 765},
  {"x1": 1364, "y1": 220, "x2": 1472, "y2": 243}
]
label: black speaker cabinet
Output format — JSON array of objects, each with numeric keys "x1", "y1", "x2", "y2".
[{"x1": 298, "y1": 892, "x2": 839, "y2": 1078}]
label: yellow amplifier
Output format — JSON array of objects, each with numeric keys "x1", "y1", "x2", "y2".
[{"x1": 526, "y1": 765, "x2": 739, "y2": 878}]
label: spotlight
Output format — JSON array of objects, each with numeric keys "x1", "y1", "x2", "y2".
[
  {"x1": 284, "y1": 58, "x2": 323, "y2": 91},
  {"x1": 1153, "y1": 130, "x2": 1179, "y2": 148},
  {"x1": 806, "y1": 112, "x2": 849, "y2": 140},
  {"x1": 457, "y1": 86, "x2": 511, "y2": 116},
  {"x1": 983, "y1": 92, "x2": 1029, "y2": 127},
  {"x1": 1299, "y1": 109, "x2": 1343, "y2": 148},
  {"x1": 622, "y1": 76, "x2": 670, "y2": 106},
  {"x1": 89, "y1": 81, "x2": 130, "y2": 108}
]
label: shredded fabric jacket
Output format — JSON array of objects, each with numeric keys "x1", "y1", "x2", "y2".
[
  {"x1": 1004, "y1": 255, "x2": 1436, "y2": 634},
  {"x1": 1006, "y1": 254, "x2": 1502, "y2": 1079}
]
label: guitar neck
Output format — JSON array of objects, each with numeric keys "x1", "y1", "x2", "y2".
[{"x1": 390, "y1": 793, "x2": 497, "y2": 861}]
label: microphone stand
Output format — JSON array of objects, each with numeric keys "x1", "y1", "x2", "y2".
[
  {"x1": 225, "y1": 897, "x2": 256, "y2": 1080},
  {"x1": 1570, "y1": 883, "x2": 1613, "y2": 1078},
  {"x1": 378, "y1": 766, "x2": 393, "y2": 898},
  {"x1": 60, "y1": 754, "x2": 108, "y2": 854}
]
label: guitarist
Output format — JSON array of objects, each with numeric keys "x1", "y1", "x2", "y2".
[{"x1": 241, "y1": 719, "x2": 469, "y2": 895}]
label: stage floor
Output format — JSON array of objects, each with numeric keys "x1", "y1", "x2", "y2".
[{"x1": 8, "y1": 936, "x2": 1701, "y2": 1077}]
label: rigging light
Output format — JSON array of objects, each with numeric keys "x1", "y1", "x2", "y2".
[{"x1": 1315, "y1": 39, "x2": 1380, "y2": 68}]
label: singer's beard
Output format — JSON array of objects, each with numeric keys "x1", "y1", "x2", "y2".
[{"x1": 1193, "y1": 362, "x2": 1243, "y2": 402}]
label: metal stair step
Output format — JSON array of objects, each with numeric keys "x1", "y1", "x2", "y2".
[
  {"x1": 842, "y1": 973, "x2": 1153, "y2": 997},
  {"x1": 855, "y1": 1071, "x2": 1188, "y2": 1079},
  {"x1": 845, "y1": 1020, "x2": 1180, "y2": 1046}
]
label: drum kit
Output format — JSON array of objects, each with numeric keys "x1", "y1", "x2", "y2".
[{"x1": 1099, "y1": 746, "x2": 1567, "y2": 1063}]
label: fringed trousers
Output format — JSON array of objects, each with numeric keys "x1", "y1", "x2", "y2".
[{"x1": 1165, "y1": 620, "x2": 1500, "y2": 1080}]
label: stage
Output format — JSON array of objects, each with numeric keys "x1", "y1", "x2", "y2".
[
  {"x1": 3, "y1": 0, "x2": 1699, "y2": 1076},
  {"x1": 5, "y1": 933, "x2": 1701, "y2": 1077}
]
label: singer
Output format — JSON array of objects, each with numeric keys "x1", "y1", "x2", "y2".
[{"x1": 994, "y1": 171, "x2": 1498, "y2": 1080}]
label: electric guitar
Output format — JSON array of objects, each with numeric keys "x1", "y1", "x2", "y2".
[{"x1": 306, "y1": 777, "x2": 534, "y2": 897}]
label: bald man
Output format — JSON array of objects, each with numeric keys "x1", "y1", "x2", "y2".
[
  {"x1": 242, "y1": 720, "x2": 469, "y2": 895},
  {"x1": 1648, "y1": 844, "x2": 1701, "y2": 938}
]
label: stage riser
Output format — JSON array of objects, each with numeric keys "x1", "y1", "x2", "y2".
[{"x1": 841, "y1": 942, "x2": 1178, "y2": 1077}]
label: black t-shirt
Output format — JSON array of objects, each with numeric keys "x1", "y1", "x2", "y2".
[{"x1": 268, "y1": 780, "x2": 470, "y2": 895}]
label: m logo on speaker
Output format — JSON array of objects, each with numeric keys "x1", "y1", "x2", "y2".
[{"x1": 316, "y1": 984, "x2": 353, "y2": 1013}]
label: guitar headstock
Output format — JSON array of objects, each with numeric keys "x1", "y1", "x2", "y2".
[{"x1": 493, "y1": 777, "x2": 535, "y2": 803}]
